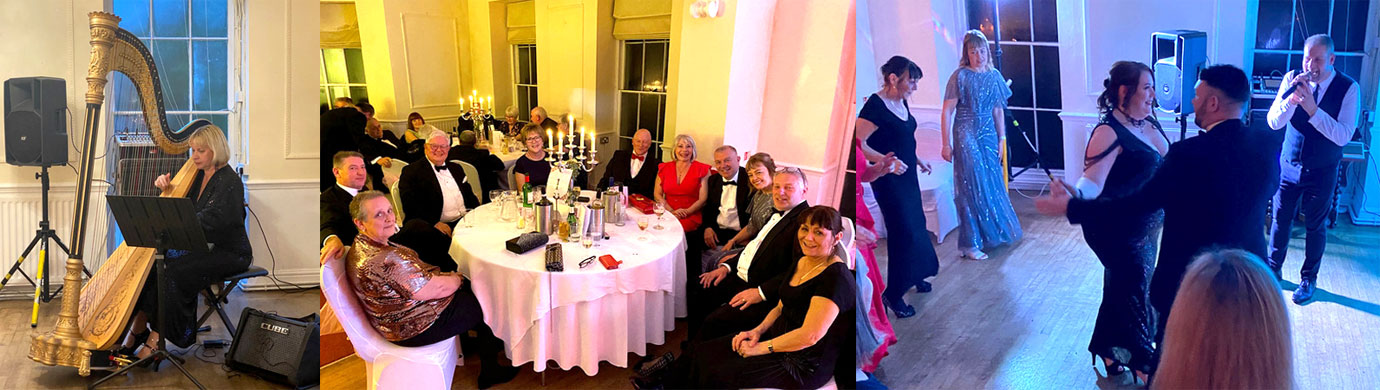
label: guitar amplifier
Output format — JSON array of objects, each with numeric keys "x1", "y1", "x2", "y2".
[{"x1": 227, "y1": 308, "x2": 320, "y2": 389}]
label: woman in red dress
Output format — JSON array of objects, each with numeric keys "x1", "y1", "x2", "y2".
[{"x1": 654, "y1": 134, "x2": 711, "y2": 232}]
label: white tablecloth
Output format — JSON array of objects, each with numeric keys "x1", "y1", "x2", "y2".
[{"x1": 448, "y1": 204, "x2": 687, "y2": 375}]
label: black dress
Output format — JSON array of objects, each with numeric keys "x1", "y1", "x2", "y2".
[
  {"x1": 1080, "y1": 118, "x2": 1167, "y2": 373},
  {"x1": 137, "y1": 165, "x2": 253, "y2": 348},
  {"x1": 674, "y1": 262, "x2": 855, "y2": 389},
  {"x1": 859, "y1": 94, "x2": 940, "y2": 299}
]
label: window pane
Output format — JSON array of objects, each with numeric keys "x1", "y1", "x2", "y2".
[
  {"x1": 110, "y1": 73, "x2": 142, "y2": 112},
  {"x1": 1031, "y1": 0, "x2": 1057, "y2": 42},
  {"x1": 192, "y1": 113, "x2": 229, "y2": 133},
  {"x1": 1332, "y1": 0, "x2": 1369, "y2": 53},
  {"x1": 1293, "y1": 0, "x2": 1327, "y2": 50},
  {"x1": 528, "y1": 88, "x2": 538, "y2": 114},
  {"x1": 167, "y1": 114, "x2": 191, "y2": 131},
  {"x1": 1036, "y1": 110, "x2": 1064, "y2": 169},
  {"x1": 345, "y1": 48, "x2": 368, "y2": 84},
  {"x1": 349, "y1": 86, "x2": 369, "y2": 103},
  {"x1": 1005, "y1": 108, "x2": 1036, "y2": 167},
  {"x1": 1336, "y1": 56, "x2": 1362, "y2": 85},
  {"x1": 1252, "y1": 52, "x2": 1288, "y2": 79},
  {"x1": 1255, "y1": 0, "x2": 1292, "y2": 49},
  {"x1": 997, "y1": 0, "x2": 1031, "y2": 42},
  {"x1": 643, "y1": 42, "x2": 666, "y2": 90},
  {"x1": 624, "y1": 42, "x2": 644, "y2": 90},
  {"x1": 516, "y1": 47, "x2": 532, "y2": 85},
  {"x1": 320, "y1": 86, "x2": 328, "y2": 108},
  {"x1": 190, "y1": 0, "x2": 227, "y2": 37},
  {"x1": 112, "y1": 113, "x2": 146, "y2": 136},
  {"x1": 192, "y1": 40, "x2": 227, "y2": 111},
  {"x1": 997, "y1": 43, "x2": 1032, "y2": 108},
  {"x1": 152, "y1": 0, "x2": 189, "y2": 37},
  {"x1": 620, "y1": 93, "x2": 638, "y2": 137},
  {"x1": 151, "y1": 40, "x2": 190, "y2": 111},
  {"x1": 618, "y1": 137, "x2": 632, "y2": 152},
  {"x1": 115, "y1": 0, "x2": 151, "y2": 37},
  {"x1": 323, "y1": 49, "x2": 349, "y2": 84},
  {"x1": 330, "y1": 87, "x2": 349, "y2": 103},
  {"x1": 638, "y1": 94, "x2": 660, "y2": 134},
  {"x1": 966, "y1": 0, "x2": 996, "y2": 41},
  {"x1": 1033, "y1": 46, "x2": 1061, "y2": 109}
]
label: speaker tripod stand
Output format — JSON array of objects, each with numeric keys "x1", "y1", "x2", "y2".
[{"x1": 0, "y1": 165, "x2": 91, "y2": 326}]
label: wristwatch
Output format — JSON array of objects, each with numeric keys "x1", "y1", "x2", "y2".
[{"x1": 767, "y1": 341, "x2": 774, "y2": 354}]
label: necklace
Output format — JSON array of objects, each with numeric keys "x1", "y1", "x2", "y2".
[
  {"x1": 1116, "y1": 109, "x2": 1147, "y2": 128},
  {"x1": 797, "y1": 256, "x2": 833, "y2": 283}
]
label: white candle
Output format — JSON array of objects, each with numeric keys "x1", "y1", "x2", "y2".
[
  {"x1": 590, "y1": 127, "x2": 596, "y2": 155},
  {"x1": 558, "y1": 131, "x2": 564, "y2": 155},
  {"x1": 547, "y1": 129, "x2": 553, "y2": 151}
]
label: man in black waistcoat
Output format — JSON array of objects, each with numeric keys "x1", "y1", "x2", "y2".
[
  {"x1": 1036, "y1": 64, "x2": 1281, "y2": 344},
  {"x1": 597, "y1": 128, "x2": 659, "y2": 199},
  {"x1": 1265, "y1": 34, "x2": 1361, "y2": 304}
]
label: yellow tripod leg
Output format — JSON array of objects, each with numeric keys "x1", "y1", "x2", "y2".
[
  {"x1": 1001, "y1": 139, "x2": 1010, "y2": 192},
  {"x1": 30, "y1": 250, "x2": 43, "y2": 326}
]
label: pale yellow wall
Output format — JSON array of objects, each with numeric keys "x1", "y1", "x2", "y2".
[
  {"x1": 249, "y1": 0, "x2": 320, "y2": 181},
  {"x1": 356, "y1": 0, "x2": 472, "y2": 130}
]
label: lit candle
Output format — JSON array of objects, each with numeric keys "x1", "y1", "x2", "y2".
[
  {"x1": 459, "y1": 97, "x2": 464, "y2": 106},
  {"x1": 547, "y1": 129, "x2": 553, "y2": 151},
  {"x1": 487, "y1": 96, "x2": 493, "y2": 110},
  {"x1": 558, "y1": 131, "x2": 564, "y2": 155}
]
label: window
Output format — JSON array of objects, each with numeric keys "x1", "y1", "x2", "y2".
[
  {"x1": 618, "y1": 39, "x2": 670, "y2": 161},
  {"x1": 321, "y1": 48, "x2": 369, "y2": 108},
  {"x1": 513, "y1": 44, "x2": 538, "y2": 118},
  {"x1": 968, "y1": 0, "x2": 1064, "y2": 172},
  {"x1": 1251, "y1": 0, "x2": 1370, "y2": 87},
  {"x1": 109, "y1": 0, "x2": 233, "y2": 139}
]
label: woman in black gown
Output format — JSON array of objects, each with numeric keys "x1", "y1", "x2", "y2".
[
  {"x1": 1067, "y1": 61, "x2": 1169, "y2": 382},
  {"x1": 116, "y1": 126, "x2": 252, "y2": 365},
  {"x1": 856, "y1": 56, "x2": 940, "y2": 318},
  {"x1": 666, "y1": 206, "x2": 855, "y2": 389}
]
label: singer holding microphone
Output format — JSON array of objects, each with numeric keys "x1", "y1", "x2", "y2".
[{"x1": 1266, "y1": 34, "x2": 1360, "y2": 304}]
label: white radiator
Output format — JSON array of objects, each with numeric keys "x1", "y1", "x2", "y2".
[{"x1": 0, "y1": 184, "x2": 111, "y2": 299}]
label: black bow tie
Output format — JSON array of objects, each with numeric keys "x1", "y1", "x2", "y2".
[
  {"x1": 434, "y1": 165, "x2": 446, "y2": 172},
  {"x1": 722, "y1": 177, "x2": 736, "y2": 185},
  {"x1": 771, "y1": 208, "x2": 786, "y2": 216}
]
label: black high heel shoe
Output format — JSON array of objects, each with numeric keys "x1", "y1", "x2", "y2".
[
  {"x1": 135, "y1": 341, "x2": 166, "y2": 371},
  {"x1": 1091, "y1": 352, "x2": 1127, "y2": 376},
  {"x1": 882, "y1": 295, "x2": 915, "y2": 318},
  {"x1": 117, "y1": 329, "x2": 150, "y2": 357},
  {"x1": 916, "y1": 281, "x2": 933, "y2": 293}
]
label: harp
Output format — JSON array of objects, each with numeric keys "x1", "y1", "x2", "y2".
[{"x1": 29, "y1": 12, "x2": 216, "y2": 375}]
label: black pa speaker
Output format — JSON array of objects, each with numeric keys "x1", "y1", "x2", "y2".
[
  {"x1": 4, "y1": 77, "x2": 68, "y2": 166},
  {"x1": 227, "y1": 308, "x2": 320, "y2": 389}
]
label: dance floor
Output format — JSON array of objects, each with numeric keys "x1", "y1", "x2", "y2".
[
  {"x1": 0, "y1": 288, "x2": 318, "y2": 389},
  {"x1": 875, "y1": 192, "x2": 1380, "y2": 389}
]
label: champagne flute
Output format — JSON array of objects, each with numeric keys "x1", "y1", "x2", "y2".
[{"x1": 653, "y1": 202, "x2": 666, "y2": 230}]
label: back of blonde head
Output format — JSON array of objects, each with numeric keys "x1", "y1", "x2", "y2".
[{"x1": 1154, "y1": 249, "x2": 1294, "y2": 389}]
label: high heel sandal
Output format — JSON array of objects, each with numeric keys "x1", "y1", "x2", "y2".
[
  {"x1": 882, "y1": 295, "x2": 915, "y2": 318},
  {"x1": 135, "y1": 341, "x2": 166, "y2": 371},
  {"x1": 1091, "y1": 352, "x2": 1127, "y2": 376},
  {"x1": 117, "y1": 329, "x2": 150, "y2": 356},
  {"x1": 960, "y1": 248, "x2": 989, "y2": 260}
]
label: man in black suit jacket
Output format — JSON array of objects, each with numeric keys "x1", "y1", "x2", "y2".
[
  {"x1": 399, "y1": 131, "x2": 481, "y2": 238},
  {"x1": 321, "y1": 106, "x2": 368, "y2": 190},
  {"x1": 356, "y1": 103, "x2": 407, "y2": 193},
  {"x1": 688, "y1": 168, "x2": 811, "y2": 341},
  {"x1": 1038, "y1": 65, "x2": 1280, "y2": 344},
  {"x1": 694, "y1": 145, "x2": 753, "y2": 272},
  {"x1": 529, "y1": 106, "x2": 559, "y2": 131},
  {"x1": 449, "y1": 130, "x2": 505, "y2": 203},
  {"x1": 321, "y1": 151, "x2": 367, "y2": 265},
  {"x1": 597, "y1": 128, "x2": 658, "y2": 198}
]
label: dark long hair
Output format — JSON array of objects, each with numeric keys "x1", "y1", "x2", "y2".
[
  {"x1": 407, "y1": 112, "x2": 424, "y2": 130},
  {"x1": 1096, "y1": 61, "x2": 1153, "y2": 118},
  {"x1": 880, "y1": 56, "x2": 922, "y2": 88}
]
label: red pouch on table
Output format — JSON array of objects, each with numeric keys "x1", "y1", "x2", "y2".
[
  {"x1": 629, "y1": 194, "x2": 655, "y2": 214},
  {"x1": 598, "y1": 254, "x2": 622, "y2": 270}
]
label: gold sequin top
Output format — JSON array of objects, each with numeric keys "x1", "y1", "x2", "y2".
[{"x1": 346, "y1": 234, "x2": 453, "y2": 341}]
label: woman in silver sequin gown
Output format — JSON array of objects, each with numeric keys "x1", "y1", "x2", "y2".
[{"x1": 941, "y1": 30, "x2": 1023, "y2": 260}]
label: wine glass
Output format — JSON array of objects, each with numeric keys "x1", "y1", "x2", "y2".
[
  {"x1": 581, "y1": 235, "x2": 594, "y2": 257},
  {"x1": 653, "y1": 202, "x2": 666, "y2": 230},
  {"x1": 637, "y1": 216, "x2": 650, "y2": 241}
]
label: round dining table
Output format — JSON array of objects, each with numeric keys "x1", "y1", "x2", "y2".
[{"x1": 448, "y1": 202, "x2": 687, "y2": 375}]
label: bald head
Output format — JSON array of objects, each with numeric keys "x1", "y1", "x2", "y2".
[{"x1": 632, "y1": 129, "x2": 652, "y2": 156}]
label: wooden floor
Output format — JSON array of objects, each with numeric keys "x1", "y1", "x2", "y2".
[
  {"x1": 320, "y1": 319, "x2": 688, "y2": 389},
  {"x1": 0, "y1": 287, "x2": 319, "y2": 389},
  {"x1": 873, "y1": 193, "x2": 1380, "y2": 389}
]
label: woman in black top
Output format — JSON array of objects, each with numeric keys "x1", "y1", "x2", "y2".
[
  {"x1": 513, "y1": 123, "x2": 552, "y2": 187},
  {"x1": 855, "y1": 56, "x2": 939, "y2": 318},
  {"x1": 1068, "y1": 61, "x2": 1170, "y2": 381},
  {"x1": 117, "y1": 126, "x2": 253, "y2": 365},
  {"x1": 667, "y1": 206, "x2": 856, "y2": 389}
]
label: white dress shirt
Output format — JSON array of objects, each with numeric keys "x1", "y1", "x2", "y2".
[
  {"x1": 1266, "y1": 70, "x2": 1360, "y2": 147},
  {"x1": 715, "y1": 170, "x2": 742, "y2": 231},
  {"x1": 631, "y1": 152, "x2": 648, "y2": 178},
  {"x1": 433, "y1": 165, "x2": 467, "y2": 223},
  {"x1": 723, "y1": 206, "x2": 792, "y2": 282},
  {"x1": 323, "y1": 184, "x2": 362, "y2": 246}
]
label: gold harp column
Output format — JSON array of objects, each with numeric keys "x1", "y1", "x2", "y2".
[{"x1": 28, "y1": 12, "x2": 119, "y2": 376}]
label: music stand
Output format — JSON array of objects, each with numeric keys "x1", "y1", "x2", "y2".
[{"x1": 90, "y1": 195, "x2": 208, "y2": 390}]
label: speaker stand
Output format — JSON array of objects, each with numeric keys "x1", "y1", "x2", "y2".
[{"x1": 0, "y1": 165, "x2": 88, "y2": 309}]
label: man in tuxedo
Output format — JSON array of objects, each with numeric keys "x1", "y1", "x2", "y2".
[
  {"x1": 320, "y1": 104, "x2": 368, "y2": 190},
  {"x1": 695, "y1": 145, "x2": 752, "y2": 272},
  {"x1": 688, "y1": 167, "x2": 811, "y2": 341},
  {"x1": 448, "y1": 130, "x2": 505, "y2": 202},
  {"x1": 320, "y1": 151, "x2": 366, "y2": 265},
  {"x1": 355, "y1": 103, "x2": 406, "y2": 193},
  {"x1": 597, "y1": 129, "x2": 658, "y2": 198},
  {"x1": 1036, "y1": 64, "x2": 1281, "y2": 343},
  {"x1": 1265, "y1": 34, "x2": 1360, "y2": 304},
  {"x1": 399, "y1": 131, "x2": 481, "y2": 236},
  {"x1": 529, "y1": 106, "x2": 559, "y2": 131}
]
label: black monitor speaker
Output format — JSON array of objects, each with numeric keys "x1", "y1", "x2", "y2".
[{"x1": 4, "y1": 77, "x2": 68, "y2": 166}]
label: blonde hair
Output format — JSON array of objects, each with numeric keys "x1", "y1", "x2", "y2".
[
  {"x1": 672, "y1": 134, "x2": 697, "y2": 162},
  {"x1": 1154, "y1": 249, "x2": 1294, "y2": 390},
  {"x1": 190, "y1": 125, "x2": 230, "y2": 168},
  {"x1": 958, "y1": 30, "x2": 994, "y2": 71}
]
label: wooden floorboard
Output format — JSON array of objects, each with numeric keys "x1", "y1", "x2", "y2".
[
  {"x1": 0, "y1": 288, "x2": 319, "y2": 389},
  {"x1": 873, "y1": 192, "x2": 1380, "y2": 389}
]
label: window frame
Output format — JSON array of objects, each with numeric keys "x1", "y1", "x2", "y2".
[
  {"x1": 320, "y1": 48, "x2": 369, "y2": 107},
  {"x1": 512, "y1": 43, "x2": 538, "y2": 119},
  {"x1": 968, "y1": 0, "x2": 1065, "y2": 174},
  {"x1": 616, "y1": 39, "x2": 671, "y2": 161}
]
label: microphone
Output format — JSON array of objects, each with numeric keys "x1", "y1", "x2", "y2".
[{"x1": 1279, "y1": 70, "x2": 1317, "y2": 98}]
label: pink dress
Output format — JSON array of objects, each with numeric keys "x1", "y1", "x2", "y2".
[
  {"x1": 857, "y1": 143, "x2": 896, "y2": 372},
  {"x1": 657, "y1": 161, "x2": 710, "y2": 232}
]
